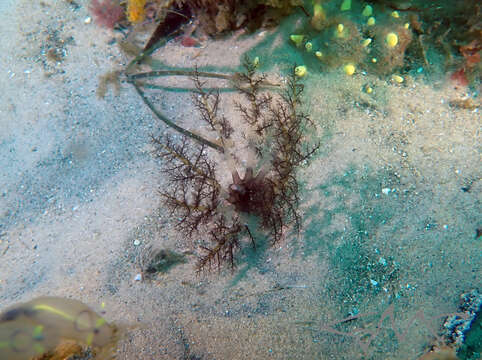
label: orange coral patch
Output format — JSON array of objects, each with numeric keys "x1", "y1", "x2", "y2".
[{"x1": 127, "y1": 0, "x2": 146, "y2": 23}]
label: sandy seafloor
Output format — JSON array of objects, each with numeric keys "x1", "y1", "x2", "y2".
[{"x1": 0, "y1": 1, "x2": 480, "y2": 359}]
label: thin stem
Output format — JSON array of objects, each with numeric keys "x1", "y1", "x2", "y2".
[
  {"x1": 245, "y1": 225, "x2": 256, "y2": 250},
  {"x1": 125, "y1": 27, "x2": 183, "y2": 73},
  {"x1": 132, "y1": 82, "x2": 224, "y2": 153},
  {"x1": 127, "y1": 70, "x2": 281, "y2": 89},
  {"x1": 127, "y1": 70, "x2": 234, "y2": 81}
]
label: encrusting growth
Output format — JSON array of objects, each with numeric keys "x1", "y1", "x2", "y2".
[{"x1": 148, "y1": 58, "x2": 320, "y2": 272}]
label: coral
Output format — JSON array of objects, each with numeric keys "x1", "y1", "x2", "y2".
[
  {"x1": 89, "y1": 0, "x2": 302, "y2": 33},
  {"x1": 127, "y1": 0, "x2": 147, "y2": 23},
  {"x1": 89, "y1": 0, "x2": 124, "y2": 29},
  {"x1": 452, "y1": 39, "x2": 482, "y2": 86},
  {"x1": 176, "y1": 0, "x2": 302, "y2": 35},
  {"x1": 321, "y1": 19, "x2": 366, "y2": 69},
  {"x1": 369, "y1": 24, "x2": 413, "y2": 75},
  {"x1": 408, "y1": 0, "x2": 481, "y2": 84},
  {"x1": 147, "y1": 59, "x2": 319, "y2": 272},
  {"x1": 417, "y1": 289, "x2": 481, "y2": 360},
  {"x1": 33, "y1": 340, "x2": 92, "y2": 360},
  {"x1": 311, "y1": 3, "x2": 327, "y2": 31}
]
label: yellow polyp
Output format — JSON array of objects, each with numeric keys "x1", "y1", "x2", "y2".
[
  {"x1": 362, "y1": 5, "x2": 373, "y2": 17},
  {"x1": 315, "y1": 51, "x2": 323, "y2": 59},
  {"x1": 391, "y1": 11, "x2": 400, "y2": 18},
  {"x1": 367, "y1": 17, "x2": 375, "y2": 26},
  {"x1": 290, "y1": 34, "x2": 304, "y2": 47},
  {"x1": 362, "y1": 38, "x2": 372, "y2": 47},
  {"x1": 295, "y1": 66, "x2": 307, "y2": 77},
  {"x1": 127, "y1": 0, "x2": 146, "y2": 23},
  {"x1": 253, "y1": 56, "x2": 260, "y2": 67},
  {"x1": 404, "y1": 23, "x2": 410, "y2": 29},
  {"x1": 386, "y1": 32, "x2": 398, "y2": 48},
  {"x1": 312, "y1": 4, "x2": 327, "y2": 30},
  {"x1": 371, "y1": 57, "x2": 377, "y2": 63},
  {"x1": 365, "y1": 85, "x2": 373, "y2": 94},
  {"x1": 392, "y1": 74, "x2": 404, "y2": 83},
  {"x1": 344, "y1": 64, "x2": 355, "y2": 75},
  {"x1": 313, "y1": 3, "x2": 325, "y2": 18},
  {"x1": 335, "y1": 23, "x2": 346, "y2": 38},
  {"x1": 305, "y1": 42, "x2": 313, "y2": 52},
  {"x1": 340, "y1": 0, "x2": 351, "y2": 11}
]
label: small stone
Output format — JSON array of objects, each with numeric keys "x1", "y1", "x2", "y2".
[
  {"x1": 84, "y1": 17, "x2": 92, "y2": 24},
  {"x1": 134, "y1": 273, "x2": 142, "y2": 281},
  {"x1": 382, "y1": 188, "x2": 390, "y2": 195},
  {"x1": 133, "y1": 239, "x2": 141, "y2": 246},
  {"x1": 370, "y1": 279, "x2": 378, "y2": 286}
]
